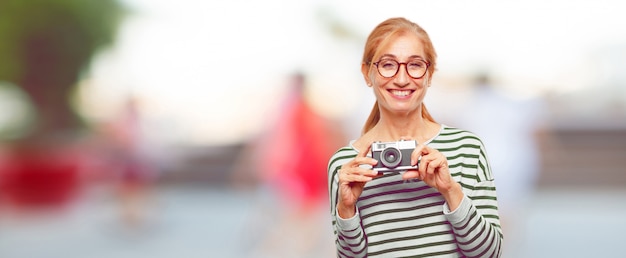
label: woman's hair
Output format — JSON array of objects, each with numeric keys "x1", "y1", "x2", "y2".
[{"x1": 361, "y1": 17, "x2": 437, "y2": 134}]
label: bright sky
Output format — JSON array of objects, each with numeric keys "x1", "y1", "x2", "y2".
[{"x1": 77, "y1": 0, "x2": 626, "y2": 146}]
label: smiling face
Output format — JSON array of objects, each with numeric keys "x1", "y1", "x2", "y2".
[{"x1": 363, "y1": 33, "x2": 430, "y2": 117}]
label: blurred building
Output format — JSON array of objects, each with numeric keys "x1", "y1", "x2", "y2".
[{"x1": 537, "y1": 42, "x2": 626, "y2": 188}]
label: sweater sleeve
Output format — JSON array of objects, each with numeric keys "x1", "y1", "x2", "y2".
[
  {"x1": 328, "y1": 149, "x2": 367, "y2": 258},
  {"x1": 444, "y1": 142, "x2": 503, "y2": 257},
  {"x1": 333, "y1": 207, "x2": 367, "y2": 257}
]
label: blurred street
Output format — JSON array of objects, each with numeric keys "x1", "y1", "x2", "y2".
[
  {"x1": 1, "y1": 184, "x2": 625, "y2": 258},
  {"x1": 0, "y1": 184, "x2": 335, "y2": 258}
]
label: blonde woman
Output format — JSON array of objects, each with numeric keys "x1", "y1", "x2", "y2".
[{"x1": 327, "y1": 17, "x2": 503, "y2": 257}]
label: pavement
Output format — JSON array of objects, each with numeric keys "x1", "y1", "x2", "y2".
[{"x1": 0, "y1": 185, "x2": 624, "y2": 258}]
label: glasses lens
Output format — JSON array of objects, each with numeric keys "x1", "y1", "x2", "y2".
[
  {"x1": 407, "y1": 60, "x2": 427, "y2": 78},
  {"x1": 376, "y1": 59, "x2": 428, "y2": 78},
  {"x1": 377, "y1": 59, "x2": 398, "y2": 78}
]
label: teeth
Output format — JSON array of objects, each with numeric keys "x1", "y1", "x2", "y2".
[{"x1": 391, "y1": 90, "x2": 411, "y2": 96}]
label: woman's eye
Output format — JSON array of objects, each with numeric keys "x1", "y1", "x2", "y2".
[
  {"x1": 408, "y1": 62, "x2": 425, "y2": 69},
  {"x1": 380, "y1": 61, "x2": 397, "y2": 69}
]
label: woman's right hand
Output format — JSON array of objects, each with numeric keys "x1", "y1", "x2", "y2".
[{"x1": 337, "y1": 146, "x2": 379, "y2": 219}]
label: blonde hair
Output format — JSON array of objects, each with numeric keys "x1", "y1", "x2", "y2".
[{"x1": 361, "y1": 17, "x2": 437, "y2": 134}]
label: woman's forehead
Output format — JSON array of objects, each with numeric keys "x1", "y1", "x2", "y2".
[{"x1": 376, "y1": 34, "x2": 425, "y2": 60}]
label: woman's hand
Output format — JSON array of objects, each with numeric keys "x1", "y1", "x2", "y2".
[
  {"x1": 402, "y1": 144, "x2": 463, "y2": 210},
  {"x1": 337, "y1": 145, "x2": 379, "y2": 219}
]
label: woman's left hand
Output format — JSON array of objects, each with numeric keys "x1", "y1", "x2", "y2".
[{"x1": 402, "y1": 144, "x2": 463, "y2": 209}]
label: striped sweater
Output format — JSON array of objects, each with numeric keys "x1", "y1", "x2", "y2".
[{"x1": 327, "y1": 126, "x2": 503, "y2": 257}]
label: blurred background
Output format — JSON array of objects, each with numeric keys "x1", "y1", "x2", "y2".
[{"x1": 0, "y1": 0, "x2": 625, "y2": 257}]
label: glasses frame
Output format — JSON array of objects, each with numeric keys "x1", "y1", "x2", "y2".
[{"x1": 371, "y1": 59, "x2": 430, "y2": 79}]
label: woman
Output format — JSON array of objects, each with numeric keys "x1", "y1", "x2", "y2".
[{"x1": 327, "y1": 17, "x2": 503, "y2": 257}]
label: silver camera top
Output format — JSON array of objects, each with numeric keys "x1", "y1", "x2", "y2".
[{"x1": 371, "y1": 139, "x2": 417, "y2": 151}]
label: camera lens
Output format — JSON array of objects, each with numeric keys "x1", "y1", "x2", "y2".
[{"x1": 380, "y1": 147, "x2": 402, "y2": 168}]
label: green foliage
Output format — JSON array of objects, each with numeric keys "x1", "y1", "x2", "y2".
[{"x1": 0, "y1": 0, "x2": 124, "y2": 83}]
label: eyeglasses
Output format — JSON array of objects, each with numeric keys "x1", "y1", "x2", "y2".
[{"x1": 372, "y1": 59, "x2": 429, "y2": 79}]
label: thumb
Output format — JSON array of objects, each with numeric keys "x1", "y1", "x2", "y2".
[{"x1": 402, "y1": 170, "x2": 420, "y2": 180}]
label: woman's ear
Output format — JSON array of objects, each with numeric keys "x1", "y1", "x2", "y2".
[{"x1": 361, "y1": 62, "x2": 372, "y2": 87}]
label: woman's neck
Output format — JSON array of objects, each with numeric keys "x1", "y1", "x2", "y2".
[
  {"x1": 354, "y1": 109, "x2": 440, "y2": 153},
  {"x1": 375, "y1": 114, "x2": 432, "y2": 141}
]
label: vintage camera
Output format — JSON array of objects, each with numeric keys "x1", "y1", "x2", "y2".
[{"x1": 371, "y1": 140, "x2": 418, "y2": 172}]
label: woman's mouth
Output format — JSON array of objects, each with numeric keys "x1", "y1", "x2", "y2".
[{"x1": 389, "y1": 89, "x2": 413, "y2": 97}]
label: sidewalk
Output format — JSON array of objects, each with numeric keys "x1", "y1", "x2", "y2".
[{"x1": 0, "y1": 185, "x2": 623, "y2": 258}]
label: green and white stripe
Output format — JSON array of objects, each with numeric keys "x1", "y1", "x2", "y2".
[{"x1": 328, "y1": 126, "x2": 503, "y2": 257}]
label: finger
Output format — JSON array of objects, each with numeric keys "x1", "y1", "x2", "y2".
[
  {"x1": 351, "y1": 142, "x2": 378, "y2": 167},
  {"x1": 346, "y1": 166, "x2": 379, "y2": 177},
  {"x1": 357, "y1": 143, "x2": 373, "y2": 158},
  {"x1": 338, "y1": 167, "x2": 354, "y2": 181},
  {"x1": 426, "y1": 158, "x2": 439, "y2": 174},
  {"x1": 337, "y1": 168, "x2": 348, "y2": 181},
  {"x1": 418, "y1": 154, "x2": 433, "y2": 174},
  {"x1": 422, "y1": 145, "x2": 435, "y2": 153},
  {"x1": 341, "y1": 144, "x2": 370, "y2": 168},
  {"x1": 339, "y1": 167, "x2": 378, "y2": 181},
  {"x1": 420, "y1": 153, "x2": 442, "y2": 174},
  {"x1": 437, "y1": 159, "x2": 450, "y2": 175},
  {"x1": 359, "y1": 167, "x2": 380, "y2": 177},
  {"x1": 354, "y1": 156, "x2": 379, "y2": 166},
  {"x1": 439, "y1": 159, "x2": 448, "y2": 169},
  {"x1": 343, "y1": 173, "x2": 373, "y2": 183},
  {"x1": 343, "y1": 145, "x2": 376, "y2": 169},
  {"x1": 411, "y1": 144, "x2": 427, "y2": 166},
  {"x1": 402, "y1": 170, "x2": 420, "y2": 180}
]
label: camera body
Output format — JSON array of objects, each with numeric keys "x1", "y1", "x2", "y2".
[{"x1": 371, "y1": 140, "x2": 418, "y2": 172}]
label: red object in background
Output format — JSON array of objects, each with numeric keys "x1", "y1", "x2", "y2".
[
  {"x1": 259, "y1": 74, "x2": 345, "y2": 210},
  {"x1": 263, "y1": 99, "x2": 329, "y2": 207},
  {"x1": 0, "y1": 148, "x2": 81, "y2": 208}
]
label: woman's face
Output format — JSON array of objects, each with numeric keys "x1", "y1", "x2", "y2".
[{"x1": 365, "y1": 33, "x2": 429, "y2": 116}]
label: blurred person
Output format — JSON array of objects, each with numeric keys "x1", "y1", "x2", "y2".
[
  {"x1": 452, "y1": 73, "x2": 546, "y2": 257},
  {"x1": 101, "y1": 96, "x2": 159, "y2": 230},
  {"x1": 327, "y1": 17, "x2": 503, "y2": 257},
  {"x1": 232, "y1": 73, "x2": 346, "y2": 257}
]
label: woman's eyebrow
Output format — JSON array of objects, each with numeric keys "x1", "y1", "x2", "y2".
[
  {"x1": 379, "y1": 54, "x2": 425, "y2": 60},
  {"x1": 379, "y1": 54, "x2": 397, "y2": 59}
]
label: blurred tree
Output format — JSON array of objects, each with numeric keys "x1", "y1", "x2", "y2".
[{"x1": 0, "y1": 0, "x2": 123, "y2": 143}]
